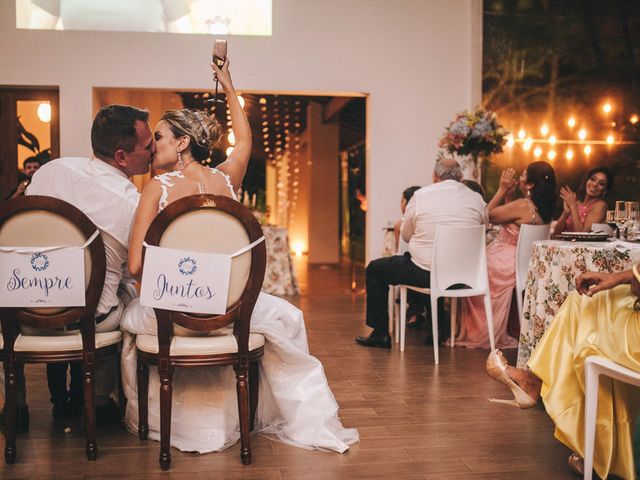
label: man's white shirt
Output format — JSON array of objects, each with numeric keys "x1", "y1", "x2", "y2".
[
  {"x1": 401, "y1": 180, "x2": 487, "y2": 271},
  {"x1": 27, "y1": 157, "x2": 140, "y2": 315}
]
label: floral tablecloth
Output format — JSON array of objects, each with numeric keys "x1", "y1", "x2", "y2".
[
  {"x1": 517, "y1": 240, "x2": 640, "y2": 367},
  {"x1": 262, "y1": 225, "x2": 300, "y2": 296}
]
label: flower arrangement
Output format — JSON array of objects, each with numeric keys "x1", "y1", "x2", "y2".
[{"x1": 439, "y1": 109, "x2": 508, "y2": 158}]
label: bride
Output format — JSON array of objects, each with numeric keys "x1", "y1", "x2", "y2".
[{"x1": 120, "y1": 58, "x2": 359, "y2": 454}]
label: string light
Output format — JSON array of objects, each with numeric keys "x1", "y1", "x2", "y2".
[
  {"x1": 540, "y1": 124, "x2": 549, "y2": 136},
  {"x1": 549, "y1": 135, "x2": 557, "y2": 145},
  {"x1": 602, "y1": 103, "x2": 612, "y2": 114},
  {"x1": 565, "y1": 149, "x2": 574, "y2": 160},
  {"x1": 578, "y1": 129, "x2": 587, "y2": 140},
  {"x1": 584, "y1": 145, "x2": 592, "y2": 155},
  {"x1": 606, "y1": 134, "x2": 614, "y2": 145},
  {"x1": 567, "y1": 117, "x2": 576, "y2": 128},
  {"x1": 547, "y1": 150, "x2": 557, "y2": 160},
  {"x1": 631, "y1": 115, "x2": 639, "y2": 124},
  {"x1": 517, "y1": 129, "x2": 526, "y2": 140},
  {"x1": 506, "y1": 135, "x2": 515, "y2": 147},
  {"x1": 523, "y1": 139, "x2": 533, "y2": 151},
  {"x1": 533, "y1": 147, "x2": 542, "y2": 157}
]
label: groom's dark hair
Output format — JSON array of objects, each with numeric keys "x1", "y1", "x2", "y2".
[{"x1": 91, "y1": 104, "x2": 149, "y2": 161}]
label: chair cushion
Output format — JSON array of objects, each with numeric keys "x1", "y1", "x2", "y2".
[
  {"x1": 136, "y1": 333, "x2": 265, "y2": 356},
  {"x1": 13, "y1": 331, "x2": 123, "y2": 352}
]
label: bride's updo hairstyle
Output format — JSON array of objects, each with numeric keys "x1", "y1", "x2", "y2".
[{"x1": 160, "y1": 109, "x2": 223, "y2": 161}]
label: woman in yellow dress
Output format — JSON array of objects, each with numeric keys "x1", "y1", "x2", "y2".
[{"x1": 486, "y1": 265, "x2": 640, "y2": 479}]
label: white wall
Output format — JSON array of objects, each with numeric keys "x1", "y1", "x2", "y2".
[{"x1": 0, "y1": 0, "x2": 482, "y2": 262}]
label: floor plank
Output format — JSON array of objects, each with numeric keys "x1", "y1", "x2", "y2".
[{"x1": 1, "y1": 258, "x2": 575, "y2": 478}]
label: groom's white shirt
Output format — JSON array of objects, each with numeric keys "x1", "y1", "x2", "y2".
[{"x1": 27, "y1": 157, "x2": 141, "y2": 316}]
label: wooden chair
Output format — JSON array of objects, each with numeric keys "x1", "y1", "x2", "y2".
[
  {"x1": 135, "y1": 194, "x2": 266, "y2": 470},
  {"x1": 0, "y1": 195, "x2": 119, "y2": 464}
]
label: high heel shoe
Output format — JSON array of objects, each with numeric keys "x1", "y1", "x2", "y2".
[{"x1": 485, "y1": 349, "x2": 537, "y2": 409}]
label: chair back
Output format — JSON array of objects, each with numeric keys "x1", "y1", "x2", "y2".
[
  {"x1": 430, "y1": 225, "x2": 488, "y2": 295},
  {"x1": 143, "y1": 194, "x2": 266, "y2": 353},
  {"x1": 515, "y1": 223, "x2": 550, "y2": 324},
  {"x1": 0, "y1": 196, "x2": 106, "y2": 347}
]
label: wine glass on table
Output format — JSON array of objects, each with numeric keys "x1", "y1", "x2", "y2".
[
  {"x1": 625, "y1": 201, "x2": 640, "y2": 240},
  {"x1": 612, "y1": 201, "x2": 627, "y2": 239}
]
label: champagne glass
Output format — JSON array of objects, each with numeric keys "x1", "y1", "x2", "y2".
[
  {"x1": 625, "y1": 202, "x2": 640, "y2": 239},
  {"x1": 606, "y1": 208, "x2": 620, "y2": 239}
]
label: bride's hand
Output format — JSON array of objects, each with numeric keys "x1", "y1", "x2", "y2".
[{"x1": 211, "y1": 58, "x2": 234, "y2": 92}]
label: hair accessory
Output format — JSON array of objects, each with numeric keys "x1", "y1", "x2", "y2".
[
  {"x1": 196, "y1": 112, "x2": 210, "y2": 144},
  {"x1": 177, "y1": 150, "x2": 184, "y2": 170}
]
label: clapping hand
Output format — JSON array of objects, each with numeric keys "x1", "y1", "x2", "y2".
[
  {"x1": 559, "y1": 186, "x2": 578, "y2": 211},
  {"x1": 499, "y1": 168, "x2": 517, "y2": 196}
]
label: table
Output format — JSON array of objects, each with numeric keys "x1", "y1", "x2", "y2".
[
  {"x1": 262, "y1": 225, "x2": 300, "y2": 296},
  {"x1": 517, "y1": 240, "x2": 640, "y2": 367}
]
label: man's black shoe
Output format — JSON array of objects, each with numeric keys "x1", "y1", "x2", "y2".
[
  {"x1": 355, "y1": 333, "x2": 391, "y2": 349},
  {"x1": 0, "y1": 405, "x2": 30, "y2": 433}
]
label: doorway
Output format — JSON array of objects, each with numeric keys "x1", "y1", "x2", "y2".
[{"x1": 0, "y1": 86, "x2": 60, "y2": 199}]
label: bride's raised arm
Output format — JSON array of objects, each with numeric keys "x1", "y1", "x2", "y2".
[
  {"x1": 128, "y1": 181, "x2": 163, "y2": 282},
  {"x1": 211, "y1": 58, "x2": 252, "y2": 190}
]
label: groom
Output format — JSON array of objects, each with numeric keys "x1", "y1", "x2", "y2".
[{"x1": 1, "y1": 105, "x2": 154, "y2": 431}]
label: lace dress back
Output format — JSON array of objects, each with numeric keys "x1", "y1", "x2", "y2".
[{"x1": 155, "y1": 167, "x2": 237, "y2": 212}]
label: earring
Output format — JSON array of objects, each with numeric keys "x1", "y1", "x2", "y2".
[{"x1": 177, "y1": 150, "x2": 184, "y2": 170}]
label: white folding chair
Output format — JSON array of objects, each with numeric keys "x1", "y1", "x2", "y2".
[
  {"x1": 397, "y1": 225, "x2": 495, "y2": 364},
  {"x1": 583, "y1": 356, "x2": 640, "y2": 480},
  {"x1": 515, "y1": 224, "x2": 550, "y2": 326}
]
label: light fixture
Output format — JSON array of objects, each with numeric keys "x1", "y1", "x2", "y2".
[
  {"x1": 549, "y1": 135, "x2": 557, "y2": 145},
  {"x1": 602, "y1": 103, "x2": 612, "y2": 114},
  {"x1": 565, "y1": 149, "x2": 574, "y2": 160},
  {"x1": 517, "y1": 129, "x2": 526, "y2": 140},
  {"x1": 37, "y1": 102, "x2": 51, "y2": 123},
  {"x1": 584, "y1": 145, "x2": 592, "y2": 155},
  {"x1": 292, "y1": 241, "x2": 304, "y2": 257},
  {"x1": 227, "y1": 130, "x2": 235, "y2": 145},
  {"x1": 567, "y1": 117, "x2": 576, "y2": 128},
  {"x1": 606, "y1": 134, "x2": 614, "y2": 145},
  {"x1": 540, "y1": 124, "x2": 549, "y2": 136},
  {"x1": 259, "y1": 97, "x2": 267, "y2": 104},
  {"x1": 631, "y1": 114, "x2": 639, "y2": 124},
  {"x1": 225, "y1": 146, "x2": 234, "y2": 156},
  {"x1": 523, "y1": 138, "x2": 533, "y2": 151},
  {"x1": 506, "y1": 135, "x2": 515, "y2": 147},
  {"x1": 578, "y1": 129, "x2": 587, "y2": 140},
  {"x1": 547, "y1": 150, "x2": 556, "y2": 160},
  {"x1": 533, "y1": 147, "x2": 542, "y2": 157}
]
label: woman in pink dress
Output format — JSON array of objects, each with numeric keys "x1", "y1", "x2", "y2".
[
  {"x1": 454, "y1": 161, "x2": 557, "y2": 349},
  {"x1": 552, "y1": 166, "x2": 613, "y2": 235}
]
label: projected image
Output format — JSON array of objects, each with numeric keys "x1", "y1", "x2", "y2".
[{"x1": 16, "y1": 0, "x2": 272, "y2": 36}]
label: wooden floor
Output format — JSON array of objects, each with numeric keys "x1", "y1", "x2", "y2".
[{"x1": 1, "y1": 258, "x2": 575, "y2": 479}]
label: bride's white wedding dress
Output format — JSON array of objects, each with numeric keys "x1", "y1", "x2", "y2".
[{"x1": 120, "y1": 167, "x2": 358, "y2": 453}]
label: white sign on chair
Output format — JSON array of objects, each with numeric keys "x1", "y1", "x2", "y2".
[
  {"x1": 0, "y1": 247, "x2": 86, "y2": 307},
  {"x1": 140, "y1": 245, "x2": 231, "y2": 314}
]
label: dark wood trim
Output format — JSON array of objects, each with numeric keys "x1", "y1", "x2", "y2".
[{"x1": 137, "y1": 194, "x2": 266, "y2": 470}]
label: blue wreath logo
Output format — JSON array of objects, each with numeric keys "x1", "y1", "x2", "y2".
[
  {"x1": 30, "y1": 252, "x2": 50, "y2": 272},
  {"x1": 178, "y1": 257, "x2": 197, "y2": 276}
]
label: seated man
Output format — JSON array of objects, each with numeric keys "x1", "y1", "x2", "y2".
[
  {"x1": 356, "y1": 159, "x2": 487, "y2": 348},
  {"x1": 0, "y1": 105, "x2": 154, "y2": 431}
]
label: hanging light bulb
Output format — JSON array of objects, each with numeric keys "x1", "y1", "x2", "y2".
[
  {"x1": 578, "y1": 129, "x2": 587, "y2": 140},
  {"x1": 523, "y1": 138, "x2": 533, "y2": 151},
  {"x1": 37, "y1": 102, "x2": 51, "y2": 123},
  {"x1": 549, "y1": 135, "x2": 557, "y2": 145},
  {"x1": 540, "y1": 124, "x2": 549, "y2": 136},
  {"x1": 630, "y1": 114, "x2": 639, "y2": 124},
  {"x1": 506, "y1": 135, "x2": 515, "y2": 147},
  {"x1": 602, "y1": 102, "x2": 612, "y2": 114},
  {"x1": 517, "y1": 129, "x2": 526, "y2": 140},
  {"x1": 606, "y1": 134, "x2": 615, "y2": 145},
  {"x1": 533, "y1": 147, "x2": 542, "y2": 157},
  {"x1": 547, "y1": 150, "x2": 557, "y2": 160},
  {"x1": 567, "y1": 117, "x2": 576, "y2": 128},
  {"x1": 584, "y1": 145, "x2": 592, "y2": 155},
  {"x1": 565, "y1": 149, "x2": 574, "y2": 160}
]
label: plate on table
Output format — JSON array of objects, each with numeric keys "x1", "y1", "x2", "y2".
[{"x1": 557, "y1": 232, "x2": 611, "y2": 242}]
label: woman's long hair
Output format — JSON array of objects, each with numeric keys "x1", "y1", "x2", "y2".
[
  {"x1": 526, "y1": 161, "x2": 557, "y2": 223},
  {"x1": 577, "y1": 166, "x2": 614, "y2": 202}
]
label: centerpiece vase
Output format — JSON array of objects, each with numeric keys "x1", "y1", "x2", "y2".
[{"x1": 459, "y1": 152, "x2": 486, "y2": 183}]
